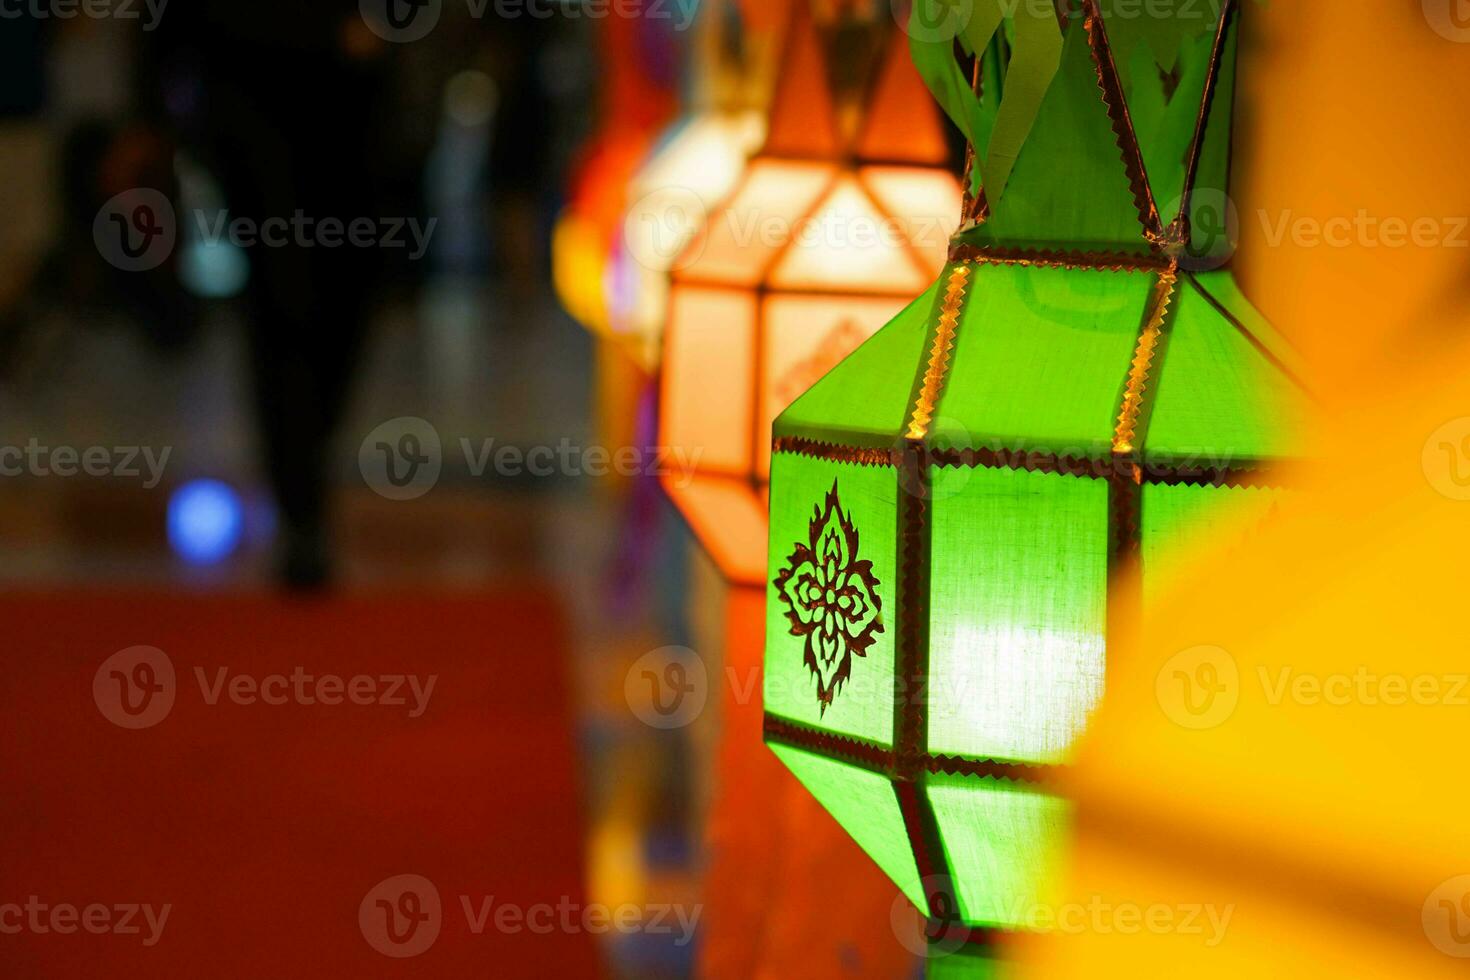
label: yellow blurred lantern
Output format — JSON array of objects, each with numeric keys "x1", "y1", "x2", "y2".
[
  {"x1": 659, "y1": 4, "x2": 961, "y2": 585},
  {"x1": 551, "y1": 8, "x2": 678, "y2": 336}
]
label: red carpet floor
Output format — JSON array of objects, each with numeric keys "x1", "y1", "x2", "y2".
[{"x1": 0, "y1": 590, "x2": 597, "y2": 978}]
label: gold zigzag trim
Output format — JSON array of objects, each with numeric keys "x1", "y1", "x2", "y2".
[
  {"x1": 770, "y1": 437, "x2": 896, "y2": 467},
  {"x1": 906, "y1": 265, "x2": 971, "y2": 441},
  {"x1": 948, "y1": 243, "x2": 1169, "y2": 274},
  {"x1": 1113, "y1": 269, "x2": 1178, "y2": 455}
]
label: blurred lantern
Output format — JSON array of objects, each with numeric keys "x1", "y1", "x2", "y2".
[
  {"x1": 760, "y1": 0, "x2": 1309, "y2": 966},
  {"x1": 552, "y1": 4, "x2": 683, "y2": 477},
  {"x1": 552, "y1": 1, "x2": 684, "y2": 335},
  {"x1": 609, "y1": 0, "x2": 774, "y2": 372},
  {"x1": 660, "y1": 3, "x2": 961, "y2": 585}
]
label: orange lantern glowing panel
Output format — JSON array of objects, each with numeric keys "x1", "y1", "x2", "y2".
[{"x1": 659, "y1": 9, "x2": 961, "y2": 586}]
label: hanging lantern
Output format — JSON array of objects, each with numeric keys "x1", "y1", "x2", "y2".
[
  {"x1": 760, "y1": 0, "x2": 1309, "y2": 959},
  {"x1": 658, "y1": 2, "x2": 963, "y2": 586},
  {"x1": 609, "y1": 0, "x2": 774, "y2": 373}
]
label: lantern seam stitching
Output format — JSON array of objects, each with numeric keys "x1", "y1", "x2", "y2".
[
  {"x1": 1169, "y1": 0, "x2": 1238, "y2": 244},
  {"x1": 905, "y1": 264, "x2": 971, "y2": 441},
  {"x1": 1082, "y1": 0, "x2": 1166, "y2": 249},
  {"x1": 947, "y1": 244, "x2": 1168, "y2": 273},
  {"x1": 1113, "y1": 269, "x2": 1179, "y2": 455},
  {"x1": 762, "y1": 714, "x2": 1053, "y2": 788},
  {"x1": 770, "y1": 438, "x2": 1287, "y2": 488}
]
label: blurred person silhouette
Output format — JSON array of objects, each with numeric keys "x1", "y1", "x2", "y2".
[
  {"x1": 0, "y1": 16, "x2": 196, "y2": 376},
  {"x1": 143, "y1": 3, "x2": 397, "y2": 590},
  {"x1": 481, "y1": 12, "x2": 556, "y2": 308}
]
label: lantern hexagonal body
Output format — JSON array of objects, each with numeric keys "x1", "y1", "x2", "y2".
[
  {"x1": 659, "y1": 8, "x2": 961, "y2": 585},
  {"x1": 762, "y1": 1, "x2": 1309, "y2": 935}
]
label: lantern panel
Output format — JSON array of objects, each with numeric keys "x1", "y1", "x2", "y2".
[
  {"x1": 964, "y1": 22, "x2": 1148, "y2": 253},
  {"x1": 927, "y1": 774, "x2": 1068, "y2": 928},
  {"x1": 614, "y1": 111, "x2": 767, "y2": 367},
  {"x1": 1189, "y1": 33, "x2": 1238, "y2": 257},
  {"x1": 764, "y1": 454, "x2": 899, "y2": 746},
  {"x1": 927, "y1": 466, "x2": 1108, "y2": 764},
  {"x1": 853, "y1": 13, "x2": 952, "y2": 166},
  {"x1": 778, "y1": 281, "x2": 940, "y2": 447},
  {"x1": 758, "y1": 294, "x2": 901, "y2": 479},
  {"x1": 1140, "y1": 483, "x2": 1282, "y2": 610},
  {"x1": 1146, "y1": 278, "x2": 1306, "y2": 467},
  {"x1": 769, "y1": 743, "x2": 927, "y2": 911},
  {"x1": 767, "y1": 177, "x2": 929, "y2": 295},
  {"x1": 665, "y1": 475, "x2": 769, "y2": 586},
  {"x1": 678, "y1": 159, "x2": 832, "y2": 286},
  {"x1": 932, "y1": 264, "x2": 1154, "y2": 455},
  {"x1": 662, "y1": 286, "x2": 757, "y2": 475},
  {"x1": 1106, "y1": 22, "x2": 1222, "y2": 215},
  {"x1": 860, "y1": 166, "x2": 965, "y2": 275}
]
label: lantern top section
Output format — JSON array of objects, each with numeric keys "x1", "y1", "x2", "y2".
[
  {"x1": 762, "y1": 2, "x2": 952, "y2": 167},
  {"x1": 913, "y1": 0, "x2": 1244, "y2": 259}
]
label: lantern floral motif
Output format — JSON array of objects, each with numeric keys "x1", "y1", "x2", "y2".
[
  {"x1": 761, "y1": 0, "x2": 1309, "y2": 951},
  {"x1": 772, "y1": 480, "x2": 885, "y2": 714},
  {"x1": 658, "y1": 3, "x2": 962, "y2": 585}
]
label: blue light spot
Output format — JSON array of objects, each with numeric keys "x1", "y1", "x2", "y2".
[{"x1": 168, "y1": 480, "x2": 244, "y2": 564}]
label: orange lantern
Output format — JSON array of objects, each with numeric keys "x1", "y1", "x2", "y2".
[{"x1": 658, "y1": 4, "x2": 961, "y2": 585}]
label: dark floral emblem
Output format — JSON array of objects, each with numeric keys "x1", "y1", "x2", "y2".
[{"x1": 773, "y1": 480, "x2": 884, "y2": 714}]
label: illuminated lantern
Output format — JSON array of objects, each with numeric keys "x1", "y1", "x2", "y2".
[
  {"x1": 609, "y1": 0, "x2": 773, "y2": 372},
  {"x1": 659, "y1": 4, "x2": 962, "y2": 586},
  {"x1": 760, "y1": 0, "x2": 1308, "y2": 962}
]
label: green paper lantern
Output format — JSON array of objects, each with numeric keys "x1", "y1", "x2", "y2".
[{"x1": 761, "y1": 0, "x2": 1307, "y2": 954}]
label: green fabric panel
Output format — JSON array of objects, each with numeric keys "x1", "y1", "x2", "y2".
[
  {"x1": 927, "y1": 774, "x2": 1069, "y2": 928},
  {"x1": 926, "y1": 466, "x2": 1107, "y2": 764},
  {"x1": 1141, "y1": 483, "x2": 1284, "y2": 611},
  {"x1": 960, "y1": 20, "x2": 1146, "y2": 251},
  {"x1": 768, "y1": 744, "x2": 925, "y2": 910},
  {"x1": 1189, "y1": 270, "x2": 1306, "y2": 384},
  {"x1": 1189, "y1": 23, "x2": 1237, "y2": 262},
  {"x1": 979, "y1": 3, "x2": 1064, "y2": 205},
  {"x1": 1145, "y1": 278, "x2": 1304, "y2": 467},
  {"x1": 775, "y1": 280, "x2": 937, "y2": 449},
  {"x1": 765, "y1": 454, "x2": 899, "y2": 746},
  {"x1": 910, "y1": 2, "x2": 1007, "y2": 197},
  {"x1": 931, "y1": 263, "x2": 1152, "y2": 456},
  {"x1": 1108, "y1": 24, "x2": 1220, "y2": 219},
  {"x1": 928, "y1": 945, "x2": 1007, "y2": 980}
]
